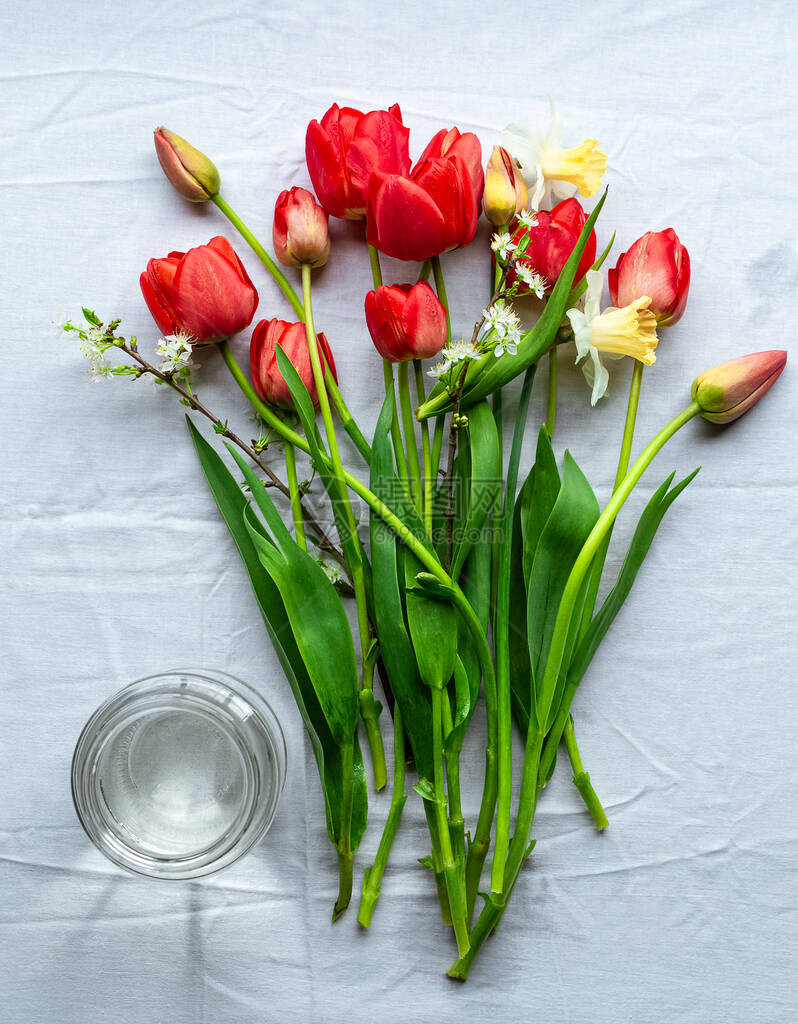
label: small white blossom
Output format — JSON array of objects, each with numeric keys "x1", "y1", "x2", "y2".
[
  {"x1": 493, "y1": 338, "x2": 519, "y2": 359},
  {"x1": 52, "y1": 312, "x2": 68, "y2": 332},
  {"x1": 443, "y1": 338, "x2": 482, "y2": 365},
  {"x1": 516, "y1": 210, "x2": 538, "y2": 230},
  {"x1": 156, "y1": 332, "x2": 196, "y2": 375},
  {"x1": 483, "y1": 304, "x2": 520, "y2": 339},
  {"x1": 427, "y1": 358, "x2": 449, "y2": 379},
  {"x1": 515, "y1": 264, "x2": 548, "y2": 299},
  {"x1": 426, "y1": 338, "x2": 483, "y2": 378},
  {"x1": 317, "y1": 558, "x2": 344, "y2": 585},
  {"x1": 490, "y1": 232, "x2": 515, "y2": 261}
]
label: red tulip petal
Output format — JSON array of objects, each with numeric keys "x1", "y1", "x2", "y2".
[
  {"x1": 174, "y1": 242, "x2": 258, "y2": 341},
  {"x1": 347, "y1": 110, "x2": 411, "y2": 204},
  {"x1": 402, "y1": 280, "x2": 447, "y2": 359},
  {"x1": 367, "y1": 172, "x2": 449, "y2": 261}
]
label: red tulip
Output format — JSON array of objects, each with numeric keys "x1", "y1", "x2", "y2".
[
  {"x1": 365, "y1": 281, "x2": 448, "y2": 362},
  {"x1": 140, "y1": 236, "x2": 258, "y2": 344},
  {"x1": 250, "y1": 319, "x2": 338, "y2": 409},
  {"x1": 367, "y1": 127, "x2": 484, "y2": 262},
  {"x1": 273, "y1": 186, "x2": 331, "y2": 269},
  {"x1": 510, "y1": 198, "x2": 596, "y2": 292},
  {"x1": 608, "y1": 228, "x2": 690, "y2": 326},
  {"x1": 306, "y1": 103, "x2": 411, "y2": 220}
]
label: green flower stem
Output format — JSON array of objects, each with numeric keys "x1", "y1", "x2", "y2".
[
  {"x1": 301, "y1": 264, "x2": 386, "y2": 792},
  {"x1": 398, "y1": 361, "x2": 422, "y2": 509},
  {"x1": 431, "y1": 685, "x2": 470, "y2": 956},
  {"x1": 579, "y1": 360, "x2": 645, "y2": 640},
  {"x1": 491, "y1": 366, "x2": 535, "y2": 895},
  {"x1": 463, "y1": 386, "x2": 502, "y2": 920},
  {"x1": 284, "y1": 442, "x2": 305, "y2": 550},
  {"x1": 212, "y1": 193, "x2": 305, "y2": 320},
  {"x1": 414, "y1": 360, "x2": 433, "y2": 533},
  {"x1": 452, "y1": 400, "x2": 701, "y2": 975},
  {"x1": 424, "y1": 800, "x2": 453, "y2": 925},
  {"x1": 441, "y1": 688, "x2": 466, "y2": 879},
  {"x1": 217, "y1": 341, "x2": 493, "y2": 681},
  {"x1": 383, "y1": 362, "x2": 411, "y2": 492},
  {"x1": 360, "y1": 642, "x2": 387, "y2": 792},
  {"x1": 357, "y1": 704, "x2": 408, "y2": 928},
  {"x1": 333, "y1": 738, "x2": 355, "y2": 921},
  {"x1": 212, "y1": 193, "x2": 370, "y2": 464},
  {"x1": 562, "y1": 715, "x2": 608, "y2": 831},
  {"x1": 368, "y1": 243, "x2": 411, "y2": 492},
  {"x1": 325, "y1": 371, "x2": 372, "y2": 464},
  {"x1": 432, "y1": 255, "x2": 452, "y2": 344},
  {"x1": 431, "y1": 415, "x2": 445, "y2": 487},
  {"x1": 546, "y1": 348, "x2": 558, "y2": 437}
]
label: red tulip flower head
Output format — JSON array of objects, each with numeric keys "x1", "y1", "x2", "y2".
[
  {"x1": 608, "y1": 229, "x2": 690, "y2": 326},
  {"x1": 365, "y1": 281, "x2": 448, "y2": 363},
  {"x1": 250, "y1": 319, "x2": 338, "y2": 409},
  {"x1": 273, "y1": 187, "x2": 331, "y2": 269},
  {"x1": 140, "y1": 236, "x2": 258, "y2": 345},
  {"x1": 367, "y1": 127, "x2": 484, "y2": 262},
  {"x1": 306, "y1": 103, "x2": 411, "y2": 220},
  {"x1": 509, "y1": 198, "x2": 596, "y2": 294}
]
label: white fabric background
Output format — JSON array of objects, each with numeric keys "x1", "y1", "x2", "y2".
[{"x1": 2, "y1": 1, "x2": 797, "y2": 1020}]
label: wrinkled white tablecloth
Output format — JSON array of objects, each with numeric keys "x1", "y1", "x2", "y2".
[{"x1": 2, "y1": 1, "x2": 797, "y2": 1020}]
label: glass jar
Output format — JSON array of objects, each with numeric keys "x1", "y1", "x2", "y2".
[{"x1": 71, "y1": 668, "x2": 286, "y2": 879}]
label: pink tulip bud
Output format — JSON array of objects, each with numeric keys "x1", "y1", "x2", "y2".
[
  {"x1": 691, "y1": 350, "x2": 787, "y2": 423},
  {"x1": 273, "y1": 187, "x2": 331, "y2": 268},
  {"x1": 153, "y1": 127, "x2": 221, "y2": 203}
]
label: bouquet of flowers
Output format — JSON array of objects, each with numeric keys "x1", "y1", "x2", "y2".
[{"x1": 62, "y1": 102, "x2": 786, "y2": 979}]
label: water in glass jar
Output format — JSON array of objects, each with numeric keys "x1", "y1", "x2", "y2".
[{"x1": 96, "y1": 707, "x2": 255, "y2": 858}]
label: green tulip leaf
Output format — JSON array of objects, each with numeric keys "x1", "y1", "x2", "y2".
[
  {"x1": 446, "y1": 530, "x2": 492, "y2": 755},
  {"x1": 450, "y1": 400, "x2": 501, "y2": 580},
  {"x1": 274, "y1": 344, "x2": 368, "y2": 587},
  {"x1": 526, "y1": 451, "x2": 600, "y2": 729},
  {"x1": 227, "y1": 445, "x2": 360, "y2": 748},
  {"x1": 186, "y1": 418, "x2": 366, "y2": 851},
  {"x1": 369, "y1": 392, "x2": 433, "y2": 779},
  {"x1": 570, "y1": 467, "x2": 700, "y2": 683}
]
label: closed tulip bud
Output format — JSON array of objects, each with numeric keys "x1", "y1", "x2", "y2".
[
  {"x1": 365, "y1": 281, "x2": 447, "y2": 362},
  {"x1": 153, "y1": 127, "x2": 221, "y2": 202},
  {"x1": 483, "y1": 146, "x2": 528, "y2": 227},
  {"x1": 273, "y1": 187, "x2": 331, "y2": 269},
  {"x1": 250, "y1": 318, "x2": 337, "y2": 409},
  {"x1": 691, "y1": 350, "x2": 787, "y2": 423}
]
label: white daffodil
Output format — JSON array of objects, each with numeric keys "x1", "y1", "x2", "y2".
[
  {"x1": 490, "y1": 231, "x2": 515, "y2": 262},
  {"x1": 501, "y1": 100, "x2": 607, "y2": 211},
  {"x1": 566, "y1": 270, "x2": 658, "y2": 406}
]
